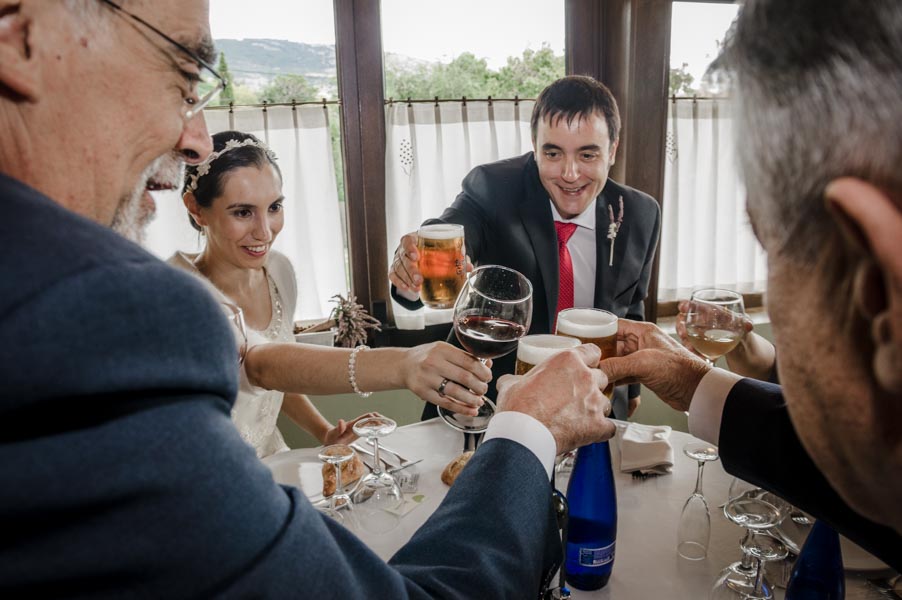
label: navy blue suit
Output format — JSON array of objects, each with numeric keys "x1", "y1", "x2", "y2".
[
  {"x1": 0, "y1": 173, "x2": 559, "y2": 598},
  {"x1": 719, "y1": 378, "x2": 901, "y2": 571},
  {"x1": 394, "y1": 152, "x2": 661, "y2": 420}
]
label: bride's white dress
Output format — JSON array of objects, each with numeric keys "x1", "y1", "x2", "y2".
[{"x1": 168, "y1": 250, "x2": 298, "y2": 458}]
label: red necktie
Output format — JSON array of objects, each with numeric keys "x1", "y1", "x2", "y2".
[{"x1": 555, "y1": 221, "x2": 578, "y2": 321}]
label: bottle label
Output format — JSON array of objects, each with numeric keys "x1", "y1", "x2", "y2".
[{"x1": 578, "y1": 542, "x2": 615, "y2": 567}]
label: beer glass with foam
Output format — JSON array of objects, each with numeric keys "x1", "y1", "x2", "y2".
[
  {"x1": 515, "y1": 334, "x2": 581, "y2": 375},
  {"x1": 556, "y1": 308, "x2": 618, "y2": 396},
  {"x1": 417, "y1": 224, "x2": 466, "y2": 309}
]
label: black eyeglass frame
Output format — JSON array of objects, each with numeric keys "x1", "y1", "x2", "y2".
[{"x1": 96, "y1": 0, "x2": 225, "y2": 119}]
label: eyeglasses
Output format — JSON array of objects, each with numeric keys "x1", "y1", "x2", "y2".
[{"x1": 97, "y1": 0, "x2": 224, "y2": 119}]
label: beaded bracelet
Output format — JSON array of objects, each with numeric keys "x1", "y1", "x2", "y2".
[{"x1": 348, "y1": 344, "x2": 372, "y2": 398}]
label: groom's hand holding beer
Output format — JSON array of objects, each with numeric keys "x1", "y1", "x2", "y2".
[{"x1": 390, "y1": 232, "x2": 423, "y2": 295}]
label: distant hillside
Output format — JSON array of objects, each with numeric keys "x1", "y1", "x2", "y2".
[
  {"x1": 215, "y1": 38, "x2": 336, "y2": 91},
  {"x1": 215, "y1": 38, "x2": 432, "y2": 94}
]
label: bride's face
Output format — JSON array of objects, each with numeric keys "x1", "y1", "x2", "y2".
[{"x1": 199, "y1": 164, "x2": 285, "y2": 270}]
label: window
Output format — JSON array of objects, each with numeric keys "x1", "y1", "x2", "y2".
[
  {"x1": 659, "y1": 2, "x2": 765, "y2": 303},
  {"x1": 144, "y1": 0, "x2": 350, "y2": 321}
]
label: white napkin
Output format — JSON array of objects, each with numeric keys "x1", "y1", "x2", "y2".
[{"x1": 615, "y1": 421, "x2": 674, "y2": 475}]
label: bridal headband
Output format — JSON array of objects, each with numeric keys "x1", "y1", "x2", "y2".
[{"x1": 185, "y1": 138, "x2": 278, "y2": 193}]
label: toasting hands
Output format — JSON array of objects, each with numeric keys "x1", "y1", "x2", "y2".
[{"x1": 496, "y1": 344, "x2": 615, "y2": 454}]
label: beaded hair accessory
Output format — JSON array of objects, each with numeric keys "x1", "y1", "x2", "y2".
[{"x1": 185, "y1": 138, "x2": 278, "y2": 193}]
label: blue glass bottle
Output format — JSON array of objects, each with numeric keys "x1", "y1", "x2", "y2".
[
  {"x1": 564, "y1": 440, "x2": 617, "y2": 590},
  {"x1": 785, "y1": 520, "x2": 845, "y2": 600}
]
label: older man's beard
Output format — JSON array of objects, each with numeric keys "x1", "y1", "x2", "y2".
[{"x1": 111, "y1": 153, "x2": 185, "y2": 244}]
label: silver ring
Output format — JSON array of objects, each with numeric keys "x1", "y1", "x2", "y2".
[{"x1": 437, "y1": 378, "x2": 450, "y2": 396}]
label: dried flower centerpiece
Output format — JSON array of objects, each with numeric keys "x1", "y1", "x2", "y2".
[{"x1": 330, "y1": 293, "x2": 382, "y2": 348}]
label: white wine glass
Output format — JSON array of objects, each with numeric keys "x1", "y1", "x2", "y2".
[
  {"x1": 351, "y1": 416, "x2": 402, "y2": 533},
  {"x1": 678, "y1": 441, "x2": 719, "y2": 560},
  {"x1": 438, "y1": 265, "x2": 533, "y2": 441},
  {"x1": 685, "y1": 288, "x2": 746, "y2": 366},
  {"x1": 317, "y1": 444, "x2": 357, "y2": 525},
  {"x1": 220, "y1": 302, "x2": 248, "y2": 364}
]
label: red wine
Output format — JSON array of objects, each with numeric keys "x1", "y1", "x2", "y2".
[{"x1": 455, "y1": 315, "x2": 526, "y2": 359}]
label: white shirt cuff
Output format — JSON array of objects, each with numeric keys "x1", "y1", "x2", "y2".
[
  {"x1": 688, "y1": 368, "x2": 743, "y2": 446},
  {"x1": 483, "y1": 411, "x2": 557, "y2": 480}
]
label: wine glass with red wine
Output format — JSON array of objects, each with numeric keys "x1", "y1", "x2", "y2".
[{"x1": 438, "y1": 265, "x2": 533, "y2": 441}]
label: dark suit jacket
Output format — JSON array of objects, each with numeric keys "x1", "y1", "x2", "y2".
[
  {"x1": 0, "y1": 173, "x2": 560, "y2": 598},
  {"x1": 720, "y1": 378, "x2": 902, "y2": 571},
  {"x1": 394, "y1": 152, "x2": 661, "y2": 419}
]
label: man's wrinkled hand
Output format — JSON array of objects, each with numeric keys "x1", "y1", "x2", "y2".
[
  {"x1": 600, "y1": 319, "x2": 711, "y2": 412},
  {"x1": 496, "y1": 344, "x2": 615, "y2": 454}
]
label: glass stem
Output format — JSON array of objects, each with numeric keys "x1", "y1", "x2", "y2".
[
  {"x1": 752, "y1": 557, "x2": 766, "y2": 594},
  {"x1": 739, "y1": 531, "x2": 756, "y2": 570},
  {"x1": 693, "y1": 460, "x2": 705, "y2": 496},
  {"x1": 372, "y1": 436, "x2": 383, "y2": 475}
]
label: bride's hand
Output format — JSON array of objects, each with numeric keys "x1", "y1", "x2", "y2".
[{"x1": 400, "y1": 342, "x2": 492, "y2": 416}]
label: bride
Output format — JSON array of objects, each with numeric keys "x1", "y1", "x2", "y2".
[{"x1": 170, "y1": 131, "x2": 491, "y2": 458}]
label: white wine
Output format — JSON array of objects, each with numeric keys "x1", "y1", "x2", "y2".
[{"x1": 686, "y1": 326, "x2": 742, "y2": 361}]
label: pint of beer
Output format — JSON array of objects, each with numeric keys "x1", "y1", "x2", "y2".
[
  {"x1": 556, "y1": 308, "x2": 618, "y2": 396},
  {"x1": 515, "y1": 334, "x2": 581, "y2": 375},
  {"x1": 417, "y1": 224, "x2": 466, "y2": 309}
]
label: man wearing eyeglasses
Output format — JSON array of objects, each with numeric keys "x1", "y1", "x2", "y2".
[{"x1": 0, "y1": 1, "x2": 616, "y2": 596}]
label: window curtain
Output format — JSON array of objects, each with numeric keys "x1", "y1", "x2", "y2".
[
  {"x1": 144, "y1": 104, "x2": 348, "y2": 320},
  {"x1": 384, "y1": 99, "x2": 535, "y2": 325},
  {"x1": 659, "y1": 97, "x2": 767, "y2": 301}
]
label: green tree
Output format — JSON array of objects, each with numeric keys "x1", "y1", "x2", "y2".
[
  {"x1": 492, "y1": 44, "x2": 565, "y2": 98},
  {"x1": 260, "y1": 74, "x2": 319, "y2": 103},
  {"x1": 217, "y1": 52, "x2": 235, "y2": 105},
  {"x1": 669, "y1": 63, "x2": 697, "y2": 96}
]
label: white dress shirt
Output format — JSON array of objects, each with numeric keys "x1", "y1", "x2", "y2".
[
  {"x1": 484, "y1": 411, "x2": 557, "y2": 478},
  {"x1": 687, "y1": 368, "x2": 744, "y2": 445},
  {"x1": 550, "y1": 199, "x2": 597, "y2": 309}
]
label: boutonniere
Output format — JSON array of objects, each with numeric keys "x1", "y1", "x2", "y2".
[{"x1": 607, "y1": 195, "x2": 624, "y2": 266}]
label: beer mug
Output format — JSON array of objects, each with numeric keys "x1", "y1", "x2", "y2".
[
  {"x1": 417, "y1": 224, "x2": 466, "y2": 309},
  {"x1": 515, "y1": 334, "x2": 581, "y2": 375},
  {"x1": 556, "y1": 308, "x2": 618, "y2": 396}
]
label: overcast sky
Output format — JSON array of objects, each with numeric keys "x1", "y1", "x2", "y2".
[{"x1": 210, "y1": 0, "x2": 737, "y2": 79}]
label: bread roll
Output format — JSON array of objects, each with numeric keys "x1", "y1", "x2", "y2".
[
  {"x1": 322, "y1": 453, "x2": 365, "y2": 497},
  {"x1": 441, "y1": 451, "x2": 475, "y2": 486}
]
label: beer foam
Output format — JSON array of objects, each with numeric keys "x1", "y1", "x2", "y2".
[
  {"x1": 557, "y1": 308, "x2": 618, "y2": 337},
  {"x1": 517, "y1": 334, "x2": 580, "y2": 365},
  {"x1": 418, "y1": 224, "x2": 464, "y2": 240}
]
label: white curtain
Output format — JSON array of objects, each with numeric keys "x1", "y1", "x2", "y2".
[
  {"x1": 144, "y1": 104, "x2": 349, "y2": 320},
  {"x1": 384, "y1": 99, "x2": 535, "y2": 325},
  {"x1": 660, "y1": 97, "x2": 767, "y2": 300}
]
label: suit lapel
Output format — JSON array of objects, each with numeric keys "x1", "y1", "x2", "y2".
[
  {"x1": 594, "y1": 183, "x2": 631, "y2": 309},
  {"x1": 519, "y1": 157, "x2": 558, "y2": 329}
]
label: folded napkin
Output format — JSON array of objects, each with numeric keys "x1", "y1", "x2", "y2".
[{"x1": 615, "y1": 421, "x2": 674, "y2": 475}]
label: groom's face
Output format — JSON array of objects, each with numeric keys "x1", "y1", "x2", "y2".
[{"x1": 534, "y1": 111, "x2": 617, "y2": 220}]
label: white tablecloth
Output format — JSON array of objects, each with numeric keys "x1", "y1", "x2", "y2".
[{"x1": 268, "y1": 418, "x2": 890, "y2": 599}]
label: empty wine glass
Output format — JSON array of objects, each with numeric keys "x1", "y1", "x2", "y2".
[
  {"x1": 220, "y1": 302, "x2": 248, "y2": 364},
  {"x1": 685, "y1": 288, "x2": 746, "y2": 366},
  {"x1": 351, "y1": 416, "x2": 403, "y2": 533},
  {"x1": 317, "y1": 444, "x2": 356, "y2": 525},
  {"x1": 438, "y1": 265, "x2": 533, "y2": 441},
  {"x1": 678, "y1": 441, "x2": 720, "y2": 560},
  {"x1": 710, "y1": 489, "x2": 790, "y2": 600}
]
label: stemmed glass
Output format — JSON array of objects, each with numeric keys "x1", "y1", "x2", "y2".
[
  {"x1": 317, "y1": 444, "x2": 357, "y2": 525},
  {"x1": 438, "y1": 265, "x2": 533, "y2": 443},
  {"x1": 711, "y1": 489, "x2": 790, "y2": 600},
  {"x1": 351, "y1": 416, "x2": 403, "y2": 533},
  {"x1": 220, "y1": 302, "x2": 248, "y2": 364},
  {"x1": 678, "y1": 441, "x2": 720, "y2": 560},
  {"x1": 685, "y1": 288, "x2": 746, "y2": 366}
]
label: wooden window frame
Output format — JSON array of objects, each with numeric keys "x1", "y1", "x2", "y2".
[{"x1": 332, "y1": 0, "x2": 741, "y2": 328}]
